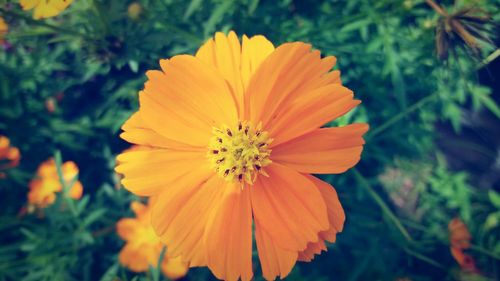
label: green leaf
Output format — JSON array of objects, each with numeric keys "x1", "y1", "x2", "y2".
[
  {"x1": 184, "y1": 0, "x2": 204, "y2": 20},
  {"x1": 99, "y1": 262, "x2": 119, "y2": 281},
  {"x1": 128, "y1": 60, "x2": 139, "y2": 73},
  {"x1": 489, "y1": 190, "x2": 500, "y2": 208},
  {"x1": 203, "y1": 0, "x2": 234, "y2": 36},
  {"x1": 339, "y1": 19, "x2": 372, "y2": 33},
  {"x1": 479, "y1": 92, "x2": 500, "y2": 119},
  {"x1": 81, "y1": 209, "x2": 107, "y2": 228}
]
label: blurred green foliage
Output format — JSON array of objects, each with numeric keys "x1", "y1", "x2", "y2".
[{"x1": 0, "y1": 0, "x2": 499, "y2": 280}]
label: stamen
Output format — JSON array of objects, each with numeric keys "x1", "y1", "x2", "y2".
[{"x1": 207, "y1": 121, "x2": 272, "y2": 186}]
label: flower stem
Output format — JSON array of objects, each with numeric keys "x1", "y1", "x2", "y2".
[
  {"x1": 425, "y1": 0, "x2": 448, "y2": 17},
  {"x1": 367, "y1": 92, "x2": 438, "y2": 140},
  {"x1": 469, "y1": 244, "x2": 500, "y2": 260},
  {"x1": 0, "y1": 8, "x2": 96, "y2": 41},
  {"x1": 404, "y1": 247, "x2": 446, "y2": 269},
  {"x1": 54, "y1": 150, "x2": 78, "y2": 217},
  {"x1": 353, "y1": 169, "x2": 414, "y2": 242}
]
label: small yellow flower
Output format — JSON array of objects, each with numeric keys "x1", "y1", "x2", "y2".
[
  {"x1": 0, "y1": 136, "x2": 20, "y2": 178},
  {"x1": 127, "y1": 2, "x2": 143, "y2": 21},
  {"x1": 20, "y1": 0, "x2": 73, "y2": 19},
  {"x1": 116, "y1": 201, "x2": 188, "y2": 280},
  {"x1": 0, "y1": 17, "x2": 8, "y2": 44},
  {"x1": 28, "y1": 158, "x2": 83, "y2": 209}
]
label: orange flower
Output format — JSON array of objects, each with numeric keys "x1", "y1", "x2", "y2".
[
  {"x1": 449, "y1": 218, "x2": 478, "y2": 272},
  {"x1": 449, "y1": 218, "x2": 471, "y2": 249},
  {"x1": 116, "y1": 201, "x2": 188, "y2": 279},
  {"x1": 0, "y1": 17, "x2": 8, "y2": 44},
  {"x1": 28, "y1": 158, "x2": 83, "y2": 208},
  {"x1": 20, "y1": 0, "x2": 73, "y2": 19},
  {"x1": 116, "y1": 31, "x2": 368, "y2": 281},
  {"x1": 0, "y1": 136, "x2": 20, "y2": 178}
]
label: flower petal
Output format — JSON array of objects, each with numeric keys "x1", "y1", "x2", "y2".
[
  {"x1": 298, "y1": 176, "x2": 346, "y2": 262},
  {"x1": 69, "y1": 181, "x2": 83, "y2": 200},
  {"x1": 255, "y1": 220, "x2": 297, "y2": 280},
  {"x1": 119, "y1": 243, "x2": 151, "y2": 272},
  {"x1": 151, "y1": 175, "x2": 225, "y2": 268},
  {"x1": 250, "y1": 163, "x2": 329, "y2": 252},
  {"x1": 240, "y1": 34, "x2": 275, "y2": 98},
  {"x1": 115, "y1": 149, "x2": 211, "y2": 196},
  {"x1": 20, "y1": 0, "x2": 39, "y2": 10},
  {"x1": 271, "y1": 124, "x2": 368, "y2": 173},
  {"x1": 297, "y1": 239, "x2": 327, "y2": 262},
  {"x1": 161, "y1": 256, "x2": 189, "y2": 280},
  {"x1": 196, "y1": 31, "x2": 274, "y2": 118},
  {"x1": 269, "y1": 85, "x2": 361, "y2": 146},
  {"x1": 246, "y1": 42, "x2": 338, "y2": 126},
  {"x1": 121, "y1": 112, "x2": 200, "y2": 151},
  {"x1": 204, "y1": 184, "x2": 253, "y2": 281},
  {"x1": 116, "y1": 218, "x2": 141, "y2": 241},
  {"x1": 306, "y1": 175, "x2": 346, "y2": 241},
  {"x1": 139, "y1": 55, "x2": 237, "y2": 146}
]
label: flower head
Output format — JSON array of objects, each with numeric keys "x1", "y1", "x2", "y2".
[
  {"x1": 0, "y1": 17, "x2": 8, "y2": 45},
  {"x1": 116, "y1": 31, "x2": 368, "y2": 281},
  {"x1": 116, "y1": 201, "x2": 188, "y2": 279},
  {"x1": 20, "y1": 0, "x2": 73, "y2": 19},
  {"x1": 28, "y1": 158, "x2": 83, "y2": 209},
  {"x1": 0, "y1": 136, "x2": 20, "y2": 178}
]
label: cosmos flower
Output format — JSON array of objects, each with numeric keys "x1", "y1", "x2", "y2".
[
  {"x1": 116, "y1": 31, "x2": 368, "y2": 280},
  {"x1": 0, "y1": 17, "x2": 8, "y2": 45},
  {"x1": 116, "y1": 201, "x2": 189, "y2": 279},
  {"x1": 28, "y1": 158, "x2": 83, "y2": 209},
  {"x1": 20, "y1": 0, "x2": 73, "y2": 19},
  {"x1": 449, "y1": 218, "x2": 479, "y2": 273},
  {"x1": 0, "y1": 136, "x2": 20, "y2": 178}
]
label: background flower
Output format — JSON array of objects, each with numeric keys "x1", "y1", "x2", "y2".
[
  {"x1": 116, "y1": 201, "x2": 188, "y2": 280},
  {"x1": 0, "y1": 17, "x2": 7, "y2": 44},
  {"x1": 19, "y1": 0, "x2": 73, "y2": 19},
  {"x1": 27, "y1": 158, "x2": 83, "y2": 209},
  {"x1": 0, "y1": 136, "x2": 20, "y2": 178}
]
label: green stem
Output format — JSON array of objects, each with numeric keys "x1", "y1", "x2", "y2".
[
  {"x1": 0, "y1": 8, "x2": 96, "y2": 41},
  {"x1": 353, "y1": 169, "x2": 414, "y2": 242},
  {"x1": 54, "y1": 151, "x2": 78, "y2": 217},
  {"x1": 404, "y1": 247, "x2": 446, "y2": 269},
  {"x1": 89, "y1": 0, "x2": 111, "y2": 36},
  {"x1": 367, "y1": 92, "x2": 438, "y2": 140},
  {"x1": 477, "y1": 48, "x2": 500, "y2": 69},
  {"x1": 469, "y1": 244, "x2": 500, "y2": 260}
]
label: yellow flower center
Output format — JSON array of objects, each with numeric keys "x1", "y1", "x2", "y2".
[{"x1": 207, "y1": 121, "x2": 272, "y2": 185}]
